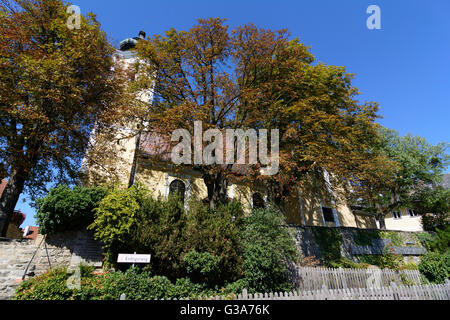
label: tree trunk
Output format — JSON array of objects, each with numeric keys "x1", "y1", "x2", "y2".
[
  {"x1": 202, "y1": 171, "x2": 228, "y2": 210},
  {"x1": 0, "y1": 169, "x2": 28, "y2": 237}
]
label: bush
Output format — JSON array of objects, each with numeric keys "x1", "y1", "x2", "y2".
[
  {"x1": 133, "y1": 193, "x2": 188, "y2": 278},
  {"x1": 224, "y1": 278, "x2": 248, "y2": 295},
  {"x1": 35, "y1": 185, "x2": 107, "y2": 234},
  {"x1": 239, "y1": 207, "x2": 299, "y2": 293},
  {"x1": 170, "y1": 278, "x2": 213, "y2": 299},
  {"x1": 328, "y1": 257, "x2": 367, "y2": 269},
  {"x1": 14, "y1": 267, "x2": 219, "y2": 300},
  {"x1": 88, "y1": 183, "x2": 149, "y2": 266},
  {"x1": 89, "y1": 185, "x2": 244, "y2": 285},
  {"x1": 423, "y1": 225, "x2": 450, "y2": 254},
  {"x1": 418, "y1": 250, "x2": 450, "y2": 284},
  {"x1": 358, "y1": 245, "x2": 404, "y2": 270},
  {"x1": 182, "y1": 250, "x2": 221, "y2": 283},
  {"x1": 14, "y1": 268, "x2": 72, "y2": 300},
  {"x1": 183, "y1": 200, "x2": 245, "y2": 285}
]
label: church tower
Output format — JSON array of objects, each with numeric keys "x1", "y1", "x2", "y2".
[{"x1": 81, "y1": 31, "x2": 153, "y2": 187}]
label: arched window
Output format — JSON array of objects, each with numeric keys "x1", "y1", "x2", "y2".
[
  {"x1": 252, "y1": 192, "x2": 265, "y2": 209},
  {"x1": 169, "y1": 179, "x2": 186, "y2": 203}
]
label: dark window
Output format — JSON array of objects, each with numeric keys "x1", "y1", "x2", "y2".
[
  {"x1": 392, "y1": 211, "x2": 402, "y2": 219},
  {"x1": 322, "y1": 207, "x2": 335, "y2": 223},
  {"x1": 252, "y1": 192, "x2": 265, "y2": 209},
  {"x1": 169, "y1": 179, "x2": 186, "y2": 203},
  {"x1": 409, "y1": 209, "x2": 418, "y2": 217}
]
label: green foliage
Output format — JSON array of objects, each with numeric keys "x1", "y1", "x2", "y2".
[
  {"x1": 328, "y1": 257, "x2": 367, "y2": 269},
  {"x1": 400, "y1": 262, "x2": 419, "y2": 271},
  {"x1": 183, "y1": 200, "x2": 245, "y2": 284},
  {"x1": 182, "y1": 250, "x2": 221, "y2": 283},
  {"x1": 380, "y1": 231, "x2": 403, "y2": 247},
  {"x1": 412, "y1": 186, "x2": 450, "y2": 231},
  {"x1": 89, "y1": 185, "x2": 244, "y2": 286},
  {"x1": 134, "y1": 193, "x2": 188, "y2": 278},
  {"x1": 169, "y1": 278, "x2": 209, "y2": 299},
  {"x1": 14, "y1": 268, "x2": 72, "y2": 300},
  {"x1": 87, "y1": 188, "x2": 301, "y2": 295},
  {"x1": 35, "y1": 185, "x2": 107, "y2": 235},
  {"x1": 88, "y1": 183, "x2": 148, "y2": 264},
  {"x1": 358, "y1": 245, "x2": 404, "y2": 270},
  {"x1": 312, "y1": 227, "x2": 343, "y2": 265},
  {"x1": 14, "y1": 267, "x2": 222, "y2": 300},
  {"x1": 352, "y1": 126, "x2": 449, "y2": 228},
  {"x1": 224, "y1": 279, "x2": 248, "y2": 295},
  {"x1": 422, "y1": 226, "x2": 450, "y2": 254},
  {"x1": 102, "y1": 269, "x2": 174, "y2": 300},
  {"x1": 418, "y1": 250, "x2": 450, "y2": 284},
  {"x1": 239, "y1": 207, "x2": 299, "y2": 293},
  {"x1": 416, "y1": 232, "x2": 436, "y2": 248}
]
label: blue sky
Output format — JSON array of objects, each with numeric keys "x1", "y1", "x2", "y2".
[{"x1": 17, "y1": 0, "x2": 450, "y2": 227}]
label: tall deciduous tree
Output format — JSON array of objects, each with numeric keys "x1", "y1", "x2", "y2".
[
  {"x1": 0, "y1": 0, "x2": 126, "y2": 236},
  {"x1": 412, "y1": 186, "x2": 450, "y2": 231},
  {"x1": 134, "y1": 18, "x2": 381, "y2": 208},
  {"x1": 349, "y1": 127, "x2": 449, "y2": 230}
]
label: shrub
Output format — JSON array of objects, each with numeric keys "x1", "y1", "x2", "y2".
[
  {"x1": 239, "y1": 206, "x2": 299, "y2": 293},
  {"x1": 182, "y1": 250, "x2": 221, "y2": 283},
  {"x1": 358, "y1": 245, "x2": 404, "y2": 270},
  {"x1": 379, "y1": 231, "x2": 403, "y2": 247},
  {"x1": 328, "y1": 257, "x2": 366, "y2": 269},
  {"x1": 35, "y1": 185, "x2": 107, "y2": 235},
  {"x1": 170, "y1": 278, "x2": 213, "y2": 299},
  {"x1": 418, "y1": 250, "x2": 450, "y2": 284},
  {"x1": 14, "y1": 267, "x2": 218, "y2": 300},
  {"x1": 134, "y1": 193, "x2": 187, "y2": 278},
  {"x1": 89, "y1": 185, "x2": 244, "y2": 285},
  {"x1": 183, "y1": 200, "x2": 245, "y2": 285},
  {"x1": 100, "y1": 268, "x2": 178, "y2": 300},
  {"x1": 417, "y1": 232, "x2": 436, "y2": 249},
  {"x1": 224, "y1": 278, "x2": 248, "y2": 295},
  {"x1": 88, "y1": 183, "x2": 149, "y2": 266},
  {"x1": 14, "y1": 268, "x2": 72, "y2": 300},
  {"x1": 423, "y1": 225, "x2": 450, "y2": 254}
]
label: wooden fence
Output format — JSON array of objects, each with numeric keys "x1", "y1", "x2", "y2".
[
  {"x1": 234, "y1": 282, "x2": 450, "y2": 300},
  {"x1": 120, "y1": 281, "x2": 450, "y2": 300},
  {"x1": 288, "y1": 267, "x2": 423, "y2": 291}
]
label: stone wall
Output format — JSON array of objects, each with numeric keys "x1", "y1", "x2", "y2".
[
  {"x1": 0, "y1": 231, "x2": 103, "y2": 300},
  {"x1": 290, "y1": 226, "x2": 429, "y2": 265}
]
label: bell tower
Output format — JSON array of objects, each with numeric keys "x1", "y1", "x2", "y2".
[{"x1": 82, "y1": 31, "x2": 153, "y2": 187}]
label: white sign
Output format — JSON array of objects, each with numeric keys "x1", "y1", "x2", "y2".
[{"x1": 117, "y1": 254, "x2": 151, "y2": 264}]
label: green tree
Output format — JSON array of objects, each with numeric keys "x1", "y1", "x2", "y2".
[
  {"x1": 0, "y1": 0, "x2": 126, "y2": 236},
  {"x1": 412, "y1": 186, "x2": 450, "y2": 231},
  {"x1": 133, "y1": 18, "x2": 380, "y2": 209},
  {"x1": 239, "y1": 206, "x2": 299, "y2": 293},
  {"x1": 88, "y1": 183, "x2": 148, "y2": 264},
  {"x1": 350, "y1": 127, "x2": 449, "y2": 230},
  {"x1": 35, "y1": 185, "x2": 107, "y2": 234}
]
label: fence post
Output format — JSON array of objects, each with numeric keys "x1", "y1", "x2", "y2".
[
  {"x1": 390, "y1": 282, "x2": 399, "y2": 301},
  {"x1": 242, "y1": 289, "x2": 248, "y2": 300}
]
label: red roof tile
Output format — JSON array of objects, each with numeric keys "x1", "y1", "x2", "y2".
[{"x1": 21, "y1": 226, "x2": 39, "y2": 240}]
